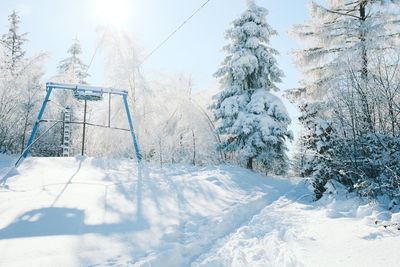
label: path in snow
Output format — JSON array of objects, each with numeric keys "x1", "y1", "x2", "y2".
[{"x1": 193, "y1": 182, "x2": 400, "y2": 267}]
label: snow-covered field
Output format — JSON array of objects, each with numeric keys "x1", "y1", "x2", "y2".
[{"x1": 0, "y1": 156, "x2": 399, "y2": 267}]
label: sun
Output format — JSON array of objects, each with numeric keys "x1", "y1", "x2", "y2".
[{"x1": 94, "y1": 0, "x2": 131, "y2": 26}]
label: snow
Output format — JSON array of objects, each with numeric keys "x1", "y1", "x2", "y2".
[
  {"x1": 1, "y1": 156, "x2": 400, "y2": 266},
  {"x1": 194, "y1": 185, "x2": 400, "y2": 267},
  {"x1": 212, "y1": 1, "x2": 291, "y2": 173}
]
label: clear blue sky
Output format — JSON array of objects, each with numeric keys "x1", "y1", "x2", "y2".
[
  {"x1": 0, "y1": 0, "x2": 309, "y2": 90},
  {"x1": 1, "y1": 0, "x2": 309, "y2": 138}
]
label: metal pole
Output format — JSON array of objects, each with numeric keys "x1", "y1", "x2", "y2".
[
  {"x1": 61, "y1": 110, "x2": 65, "y2": 156},
  {"x1": 81, "y1": 99, "x2": 87, "y2": 156},
  {"x1": 16, "y1": 121, "x2": 62, "y2": 167},
  {"x1": 122, "y1": 95, "x2": 141, "y2": 161},
  {"x1": 108, "y1": 93, "x2": 111, "y2": 128},
  {"x1": 23, "y1": 86, "x2": 53, "y2": 158}
]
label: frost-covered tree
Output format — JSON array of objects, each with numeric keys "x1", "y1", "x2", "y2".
[
  {"x1": 289, "y1": 1, "x2": 400, "y2": 200},
  {"x1": 0, "y1": 10, "x2": 27, "y2": 73},
  {"x1": 82, "y1": 29, "x2": 219, "y2": 163},
  {"x1": 0, "y1": 10, "x2": 48, "y2": 155},
  {"x1": 211, "y1": 0, "x2": 292, "y2": 172},
  {"x1": 97, "y1": 27, "x2": 141, "y2": 104},
  {"x1": 57, "y1": 38, "x2": 89, "y2": 84},
  {"x1": 291, "y1": 0, "x2": 400, "y2": 130}
]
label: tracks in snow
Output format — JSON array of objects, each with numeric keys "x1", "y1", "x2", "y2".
[
  {"x1": 134, "y1": 167, "x2": 296, "y2": 267},
  {"x1": 191, "y1": 183, "x2": 313, "y2": 267}
]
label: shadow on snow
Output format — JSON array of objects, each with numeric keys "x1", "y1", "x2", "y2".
[
  {"x1": 0, "y1": 206, "x2": 149, "y2": 240},
  {"x1": 0, "y1": 159, "x2": 148, "y2": 240}
]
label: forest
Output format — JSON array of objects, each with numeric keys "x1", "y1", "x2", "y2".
[
  {"x1": 1, "y1": 1, "x2": 400, "y2": 266},
  {"x1": 0, "y1": 0, "x2": 399, "y2": 203}
]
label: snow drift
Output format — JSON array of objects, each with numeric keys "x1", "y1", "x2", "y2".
[{"x1": 0, "y1": 156, "x2": 399, "y2": 266}]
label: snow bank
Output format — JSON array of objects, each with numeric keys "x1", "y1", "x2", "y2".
[{"x1": 0, "y1": 157, "x2": 399, "y2": 266}]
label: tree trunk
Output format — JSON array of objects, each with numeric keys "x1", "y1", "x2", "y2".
[
  {"x1": 159, "y1": 138, "x2": 163, "y2": 168},
  {"x1": 360, "y1": 2, "x2": 367, "y2": 81},
  {"x1": 246, "y1": 157, "x2": 254, "y2": 170},
  {"x1": 20, "y1": 113, "x2": 29, "y2": 154},
  {"x1": 359, "y1": 1, "x2": 374, "y2": 132},
  {"x1": 192, "y1": 129, "x2": 196, "y2": 166},
  {"x1": 388, "y1": 101, "x2": 396, "y2": 136}
]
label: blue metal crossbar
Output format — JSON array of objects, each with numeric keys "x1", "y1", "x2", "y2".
[
  {"x1": 21, "y1": 82, "x2": 142, "y2": 164},
  {"x1": 46, "y1": 82, "x2": 128, "y2": 96}
]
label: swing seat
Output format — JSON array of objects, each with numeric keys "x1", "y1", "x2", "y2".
[{"x1": 74, "y1": 89, "x2": 103, "y2": 101}]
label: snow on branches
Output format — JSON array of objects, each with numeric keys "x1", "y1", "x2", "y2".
[{"x1": 211, "y1": 0, "x2": 292, "y2": 173}]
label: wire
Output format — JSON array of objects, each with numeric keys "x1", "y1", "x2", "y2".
[
  {"x1": 48, "y1": 99, "x2": 67, "y2": 111},
  {"x1": 84, "y1": 0, "x2": 212, "y2": 87},
  {"x1": 139, "y1": 0, "x2": 212, "y2": 67},
  {"x1": 86, "y1": 36, "x2": 104, "y2": 75},
  {"x1": 86, "y1": 43, "x2": 100, "y2": 73},
  {"x1": 85, "y1": 31, "x2": 107, "y2": 75}
]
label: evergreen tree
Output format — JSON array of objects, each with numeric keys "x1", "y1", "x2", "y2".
[
  {"x1": 211, "y1": 0, "x2": 292, "y2": 172},
  {"x1": 57, "y1": 38, "x2": 89, "y2": 84},
  {"x1": 55, "y1": 38, "x2": 89, "y2": 105},
  {"x1": 52, "y1": 38, "x2": 90, "y2": 156},
  {"x1": 0, "y1": 10, "x2": 28, "y2": 73}
]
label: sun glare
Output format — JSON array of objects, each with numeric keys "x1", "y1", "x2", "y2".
[{"x1": 94, "y1": 0, "x2": 131, "y2": 26}]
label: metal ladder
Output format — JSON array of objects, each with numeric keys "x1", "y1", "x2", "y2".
[{"x1": 62, "y1": 106, "x2": 71, "y2": 157}]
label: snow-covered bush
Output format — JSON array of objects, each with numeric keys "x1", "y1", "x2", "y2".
[{"x1": 305, "y1": 130, "x2": 400, "y2": 201}]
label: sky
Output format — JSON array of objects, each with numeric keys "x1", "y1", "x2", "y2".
[
  {"x1": 0, "y1": 0, "x2": 309, "y2": 89},
  {"x1": 0, "y1": 0, "x2": 310, "y2": 137}
]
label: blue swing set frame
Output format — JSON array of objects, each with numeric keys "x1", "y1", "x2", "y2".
[{"x1": 19, "y1": 82, "x2": 142, "y2": 165}]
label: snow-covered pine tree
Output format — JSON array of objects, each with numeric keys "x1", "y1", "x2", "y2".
[
  {"x1": 57, "y1": 38, "x2": 89, "y2": 84},
  {"x1": 55, "y1": 38, "x2": 90, "y2": 106},
  {"x1": 211, "y1": 0, "x2": 292, "y2": 172},
  {"x1": 52, "y1": 38, "x2": 90, "y2": 156},
  {"x1": 0, "y1": 10, "x2": 28, "y2": 74},
  {"x1": 295, "y1": 103, "x2": 320, "y2": 178}
]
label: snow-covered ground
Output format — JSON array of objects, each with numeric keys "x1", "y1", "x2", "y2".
[{"x1": 0, "y1": 156, "x2": 399, "y2": 267}]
